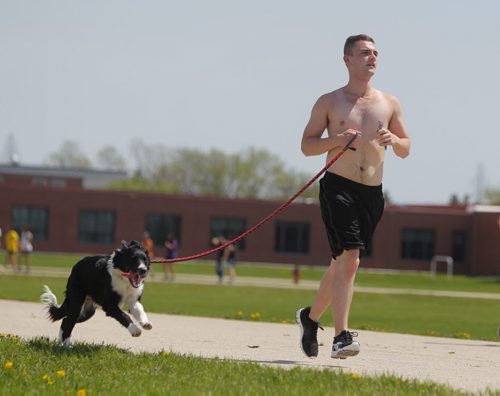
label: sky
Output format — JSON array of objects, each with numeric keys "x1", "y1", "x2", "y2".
[{"x1": 1, "y1": 0, "x2": 499, "y2": 204}]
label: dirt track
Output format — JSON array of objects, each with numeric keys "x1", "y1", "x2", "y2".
[{"x1": 1, "y1": 299, "x2": 500, "y2": 393}]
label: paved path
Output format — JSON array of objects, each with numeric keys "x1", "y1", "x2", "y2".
[{"x1": 1, "y1": 299, "x2": 500, "y2": 393}]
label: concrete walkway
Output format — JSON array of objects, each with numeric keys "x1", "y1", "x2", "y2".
[{"x1": 1, "y1": 299, "x2": 500, "y2": 394}]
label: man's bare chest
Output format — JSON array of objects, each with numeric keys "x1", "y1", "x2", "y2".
[{"x1": 329, "y1": 100, "x2": 392, "y2": 138}]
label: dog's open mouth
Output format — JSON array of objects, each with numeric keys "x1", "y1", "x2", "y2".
[{"x1": 122, "y1": 272, "x2": 146, "y2": 288}]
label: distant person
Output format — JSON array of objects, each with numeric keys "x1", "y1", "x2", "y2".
[
  {"x1": 296, "y1": 34, "x2": 411, "y2": 360},
  {"x1": 142, "y1": 231, "x2": 155, "y2": 258},
  {"x1": 223, "y1": 241, "x2": 237, "y2": 285},
  {"x1": 4, "y1": 226, "x2": 20, "y2": 273},
  {"x1": 211, "y1": 235, "x2": 226, "y2": 284},
  {"x1": 142, "y1": 230, "x2": 155, "y2": 277},
  {"x1": 163, "y1": 233, "x2": 178, "y2": 282},
  {"x1": 19, "y1": 226, "x2": 34, "y2": 274}
]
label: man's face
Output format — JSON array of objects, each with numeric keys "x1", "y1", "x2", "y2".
[{"x1": 345, "y1": 40, "x2": 378, "y2": 76}]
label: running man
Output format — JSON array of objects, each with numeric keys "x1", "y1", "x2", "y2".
[{"x1": 296, "y1": 34, "x2": 411, "y2": 359}]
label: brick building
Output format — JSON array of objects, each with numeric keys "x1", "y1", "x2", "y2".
[{"x1": 1, "y1": 163, "x2": 499, "y2": 275}]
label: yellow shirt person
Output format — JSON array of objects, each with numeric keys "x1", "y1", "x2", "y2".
[{"x1": 5, "y1": 228, "x2": 19, "y2": 253}]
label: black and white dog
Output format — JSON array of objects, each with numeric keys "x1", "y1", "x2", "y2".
[{"x1": 40, "y1": 240, "x2": 152, "y2": 347}]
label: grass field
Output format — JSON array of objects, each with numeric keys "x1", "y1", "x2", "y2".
[
  {"x1": 3, "y1": 251, "x2": 500, "y2": 292},
  {"x1": 0, "y1": 334, "x2": 465, "y2": 396}
]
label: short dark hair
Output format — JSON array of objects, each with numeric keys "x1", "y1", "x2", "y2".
[{"x1": 343, "y1": 34, "x2": 375, "y2": 55}]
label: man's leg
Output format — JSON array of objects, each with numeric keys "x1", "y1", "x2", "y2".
[
  {"x1": 330, "y1": 249, "x2": 360, "y2": 335},
  {"x1": 330, "y1": 249, "x2": 361, "y2": 358},
  {"x1": 296, "y1": 258, "x2": 335, "y2": 358},
  {"x1": 308, "y1": 258, "x2": 336, "y2": 322}
]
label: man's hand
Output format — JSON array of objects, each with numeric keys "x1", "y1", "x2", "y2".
[
  {"x1": 376, "y1": 127, "x2": 398, "y2": 147},
  {"x1": 339, "y1": 129, "x2": 362, "y2": 151}
]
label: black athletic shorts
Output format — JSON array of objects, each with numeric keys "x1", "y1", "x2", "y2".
[{"x1": 319, "y1": 172, "x2": 385, "y2": 259}]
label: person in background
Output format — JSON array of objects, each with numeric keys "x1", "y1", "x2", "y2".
[
  {"x1": 4, "y1": 225, "x2": 20, "y2": 273},
  {"x1": 142, "y1": 230, "x2": 155, "y2": 277},
  {"x1": 163, "y1": 233, "x2": 178, "y2": 282},
  {"x1": 142, "y1": 231, "x2": 155, "y2": 258},
  {"x1": 211, "y1": 235, "x2": 226, "y2": 284},
  {"x1": 223, "y1": 241, "x2": 237, "y2": 285},
  {"x1": 19, "y1": 226, "x2": 34, "y2": 274}
]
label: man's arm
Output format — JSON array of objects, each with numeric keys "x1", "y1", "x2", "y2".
[
  {"x1": 377, "y1": 96, "x2": 411, "y2": 158},
  {"x1": 301, "y1": 94, "x2": 362, "y2": 156}
]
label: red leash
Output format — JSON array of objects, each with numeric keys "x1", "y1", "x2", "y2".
[{"x1": 151, "y1": 135, "x2": 358, "y2": 264}]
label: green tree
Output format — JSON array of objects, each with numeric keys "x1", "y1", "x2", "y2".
[
  {"x1": 126, "y1": 140, "x2": 320, "y2": 200},
  {"x1": 485, "y1": 188, "x2": 500, "y2": 204},
  {"x1": 96, "y1": 146, "x2": 126, "y2": 171},
  {"x1": 46, "y1": 140, "x2": 92, "y2": 169}
]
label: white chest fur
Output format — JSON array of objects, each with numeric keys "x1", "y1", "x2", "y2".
[{"x1": 107, "y1": 258, "x2": 143, "y2": 308}]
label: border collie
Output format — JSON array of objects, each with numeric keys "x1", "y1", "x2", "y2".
[{"x1": 40, "y1": 240, "x2": 152, "y2": 347}]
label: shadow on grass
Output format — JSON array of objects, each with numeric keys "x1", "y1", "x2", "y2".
[{"x1": 27, "y1": 336, "x2": 132, "y2": 356}]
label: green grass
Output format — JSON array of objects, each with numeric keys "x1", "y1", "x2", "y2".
[
  {"x1": 4, "y1": 251, "x2": 500, "y2": 292},
  {"x1": 1, "y1": 276, "x2": 499, "y2": 341},
  {"x1": 0, "y1": 335, "x2": 465, "y2": 395}
]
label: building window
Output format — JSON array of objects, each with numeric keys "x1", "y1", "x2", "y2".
[
  {"x1": 51, "y1": 178, "x2": 67, "y2": 188},
  {"x1": 145, "y1": 213, "x2": 182, "y2": 246},
  {"x1": 31, "y1": 177, "x2": 48, "y2": 187},
  {"x1": 401, "y1": 229, "x2": 435, "y2": 260},
  {"x1": 210, "y1": 217, "x2": 246, "y2": 250},
  {"x1": 11, "y1": 206, "x2": 49, "y2": 241},
  {"x1": 275, "y1": 221, "x2": 310, "y2": 254},
  {"x1": 78, "y1": 210, "x2": 115, "y2": 244},
  {"x1": 451, "y1": 230, "x2": 466, "y2": 262}
]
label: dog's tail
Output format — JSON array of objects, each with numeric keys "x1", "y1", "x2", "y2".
[{"x1": 40, "y1": 285, "x2": 66, "y2": 322}]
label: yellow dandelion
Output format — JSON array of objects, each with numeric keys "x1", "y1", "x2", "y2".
[
  {"x1": 42, "y1": 374, "x2": 50, "y2": 382},
  {"x1": 351, "y1": 373, "x2": 362, "y2": 380},
  {"x1": 56, "y1": 370, "x2": 65, "y2": 377},
  {"x1": 162, "y1": 351, "x2": 169, "y2": 357},
  {"x1": 47, "y1": 379, "x2": 54, "y2": 385},
  {"x1": 254, "y1": 312, "x2": 261, "y2": 318},
  {"x1": 77, "y1": 389, "x2": 87, "y2": 396},
  {"x1": 237, "y1": 311, "x2": 244, "y2": 316},
  {"x1": 4, "y1": 361, "x2": 13, "y2": 369}
]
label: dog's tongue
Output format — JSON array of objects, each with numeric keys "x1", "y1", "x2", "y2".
[
  {"x1": 122, "y1": 272, "x2": 142, "y2": 288},
  {"x1": 130, "y1": 274, "x2": 141, "y2": 287}
]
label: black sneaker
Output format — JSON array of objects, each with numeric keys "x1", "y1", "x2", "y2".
[
  {"x1": 331, "y1": 330, "x2": 360, "y2": 359},
  {"x1": 296, "y1": 307, "x2": 323, "y2": 358}
]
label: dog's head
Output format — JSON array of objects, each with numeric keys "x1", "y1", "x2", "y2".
[{"x1": 113, "y1": 240, "x2": 150, "y2": 288}]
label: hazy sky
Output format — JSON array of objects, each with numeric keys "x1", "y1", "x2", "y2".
[{"x1": 1, "y1": 0, "x2": 499, "y2": 204}]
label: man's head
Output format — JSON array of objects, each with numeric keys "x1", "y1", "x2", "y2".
[
  {"x1": 343, "y1": 34, "x2": 378, "y2": 78},
  {"x1": 343, "y1": 34, "x2": 375, "y2": 56}
]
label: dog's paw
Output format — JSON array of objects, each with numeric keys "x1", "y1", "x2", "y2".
[
  {"x1": 127, "y1": 323, "x2": 142, "y2": 337},
  {"x1": 62, "y1": 337, "x2": 73, "y2": 348},
  {"x1": 141, "y1": 322, "x2": 153, "y2": 330}
]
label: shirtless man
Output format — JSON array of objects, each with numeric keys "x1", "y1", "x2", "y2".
[{"x1": 296, "y1": 34, "x2": 411, "y2": 359}]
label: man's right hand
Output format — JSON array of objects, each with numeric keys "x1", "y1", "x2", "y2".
[{"x1": 339, "y1": 129, "x2": 362, "y2": 151}]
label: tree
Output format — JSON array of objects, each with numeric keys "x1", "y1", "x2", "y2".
[
  {"x1": 96, "y1": 146, "x2": 126, "y2": 171},
  {"x1": 46, "y1": 140, "x2": 92, "y2": 169},
  {"x1": 126, "y1": 140, "x2": 320, "y2": 200},
  {"x1": 485, "y1": 188, "x2": 500, "y2": 205},
  {"x1": 448, "y1": 193, "x2": 470, "y2": 205}
]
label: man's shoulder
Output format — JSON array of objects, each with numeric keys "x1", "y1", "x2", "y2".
[{"x1": 376, "y1": 89, "x2": 401, "y2": 104}]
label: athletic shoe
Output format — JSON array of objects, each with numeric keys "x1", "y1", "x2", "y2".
[
  {"x1": 296, "y1": 307, "x2": 323, "y2": 358},
  {"x1": 331, "y1": 330, "x2": 360, "y2": 359}
]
